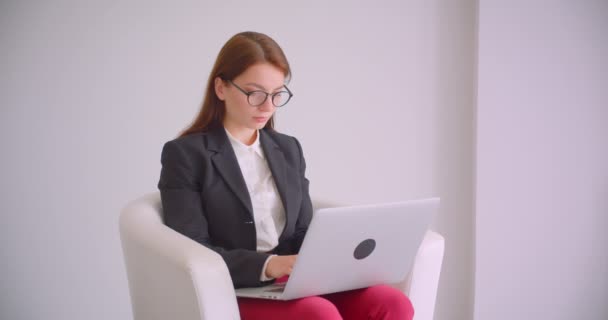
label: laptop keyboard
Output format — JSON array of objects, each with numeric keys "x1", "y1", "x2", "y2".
[{"x1": 264, "y1": 283, "x2": 286, "y2": 293}]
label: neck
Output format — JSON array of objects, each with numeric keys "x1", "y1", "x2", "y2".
[{"x1": 224, "y1": 124, "x2": 257, "y2": 146}]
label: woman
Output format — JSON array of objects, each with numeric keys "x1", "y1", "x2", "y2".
[{"x1": 158, "y1": 31, "x2": 414, "y2": 320}]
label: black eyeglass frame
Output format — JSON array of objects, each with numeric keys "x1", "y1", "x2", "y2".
[{"x1": 226, "y1": 79, "x2": 293, "y2": 107}]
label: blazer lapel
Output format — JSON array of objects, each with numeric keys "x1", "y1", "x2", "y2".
[
  {"x1": 260, "y1": 130, "x2": 289, "y2": 225},
  {"x1": 206, "y1": 127, "x2": 254, "y2": 218}
]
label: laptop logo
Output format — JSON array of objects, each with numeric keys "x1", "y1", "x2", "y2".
[{"x1": 353, "y1": 239, "x2": 376, "y2": 260}]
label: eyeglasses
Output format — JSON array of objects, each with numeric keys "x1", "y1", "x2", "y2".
[{"x1": 227, "y1": 80, "x2": 293, "y2": 107}]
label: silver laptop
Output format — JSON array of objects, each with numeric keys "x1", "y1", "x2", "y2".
[{"x1": 235, "y1": 197, "x2": 439, "y2": 300}]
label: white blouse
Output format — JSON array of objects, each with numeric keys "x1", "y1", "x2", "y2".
[{"x1": 224, "y1": 128, "x2": 286, "y2": 280}]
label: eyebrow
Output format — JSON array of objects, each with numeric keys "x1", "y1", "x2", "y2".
[{"x1": 244, "y1": 82, "x2": 286, "y2": 91}]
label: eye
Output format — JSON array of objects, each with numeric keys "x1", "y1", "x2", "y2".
[
  {"x1": 248, "y1": 91, "x2": 268, "y2": 105},
  {"x1": 272, "y1": 91, "x2": 291, "y2": 107}
]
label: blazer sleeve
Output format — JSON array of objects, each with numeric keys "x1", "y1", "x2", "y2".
[
  {"x1": 157, "y1": 140, "x2": 271, "y2": 288},
  {"x1": 288, "y1": 137, "x2": 313, "y2": 253}
]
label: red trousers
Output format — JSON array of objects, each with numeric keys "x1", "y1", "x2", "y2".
[{"x1": 238, "y1": 284, "x2": 414, "y2": 320}]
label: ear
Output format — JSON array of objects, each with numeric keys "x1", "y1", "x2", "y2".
[{"x1": 214, "y1": 77, "x2": 226, "y2": 101}]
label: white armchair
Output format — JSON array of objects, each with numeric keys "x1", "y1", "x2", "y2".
[{"x1": 120, "y1": 192, "x2": 445, "y2": 320}]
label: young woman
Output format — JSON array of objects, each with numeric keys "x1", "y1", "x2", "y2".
[{"x1": 158, "y1": 31, "x2": 414, "y2": 320}]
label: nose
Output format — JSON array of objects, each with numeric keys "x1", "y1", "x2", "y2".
[{"x1": 258, "y1": 97, "x2": 275, "y2": 112}]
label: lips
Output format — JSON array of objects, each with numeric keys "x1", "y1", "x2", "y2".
[{"x1": 253, "y1": 117, "x2": 268, "y2": 122}]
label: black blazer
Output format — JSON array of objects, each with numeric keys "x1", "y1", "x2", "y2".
[{"x1": 157, "y1": 126, "x2": 313, "y2": 288}]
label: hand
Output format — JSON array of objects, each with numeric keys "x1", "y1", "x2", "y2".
[{"x1": 265, "y1": 255, "x2": 297, "y2": 279}]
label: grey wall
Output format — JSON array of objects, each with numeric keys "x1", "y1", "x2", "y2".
[
  {"x1": 475, "y1": 1, "x2": 608, "y2": 319},
  {"x1": 0, "y1": 1, "x2": 475, "y2": 319}
]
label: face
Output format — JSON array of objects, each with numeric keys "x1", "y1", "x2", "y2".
[{"x1": 215, "y1": 63, "x2": 286, "y2": 132}]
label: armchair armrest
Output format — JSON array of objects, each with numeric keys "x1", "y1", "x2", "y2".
[
  {"x1": 119, "y1": 193, "x2": 240, "y2": 320},
  {"x1": 392, "y1": 230, "x2": 445, "y2": 320}
]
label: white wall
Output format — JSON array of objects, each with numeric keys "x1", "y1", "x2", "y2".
[
  {"x1": 475, "y1": 1, "x2": 608, "y2": 319},
  {"x1": 0, "y1": 1, "x2": 475, "y2": 319}
]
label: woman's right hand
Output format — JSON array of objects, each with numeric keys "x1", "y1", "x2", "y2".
[{"x1": 265, "y1": 255, "x2": 297, "y2": 279}]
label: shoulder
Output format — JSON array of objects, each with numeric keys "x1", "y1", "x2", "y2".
[
  {"x1": 263, "y1": 128, "x2": 295, "y2": 142},
  {"x1": 160, "y1": 131, "x2": 209, "y2": 163},
  {"x1": 163, "y1": 132, "x2": 205, "y2": 149},
  {"x1": 261, "y1": 128, "x2": 307, "y2": 168},
  {"x1": 262, "y1": 128, "x2": 304, "y2": 152}
]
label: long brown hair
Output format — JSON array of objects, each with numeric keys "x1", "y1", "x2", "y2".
[{"x1": 179, "y1": 31, "x2": 292, "y2": 137}]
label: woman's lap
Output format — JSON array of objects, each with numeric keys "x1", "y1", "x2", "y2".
[
  {"x1": 238, "y1": 285, "x2": 414, "y2": 320},
  {"x1": 238, "y1": 295, "x2": 341, "y2": 320}
]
